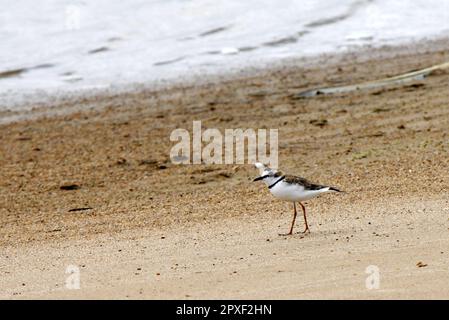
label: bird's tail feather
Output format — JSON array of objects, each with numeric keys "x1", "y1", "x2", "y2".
[{"x1": 329, "y1": 186, "x2": 343, "y2": 192}]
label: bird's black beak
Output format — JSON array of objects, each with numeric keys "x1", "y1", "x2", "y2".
[{"x1": 253, "y1": 175, "x2": 268, "y2": 182}]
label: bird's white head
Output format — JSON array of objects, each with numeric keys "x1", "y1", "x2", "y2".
[
  {"x1": 254, "y1": 162, "x2": 268, "y2": 175},
  {"x1": 253, "y1": 162, "x2": 282, "y2": 186}
]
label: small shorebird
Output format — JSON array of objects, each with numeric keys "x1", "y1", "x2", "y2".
[{"x1": 253, "y1": 162, "x2": 342, "y2": 235}]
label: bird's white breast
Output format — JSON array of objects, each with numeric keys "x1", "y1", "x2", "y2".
[{"x1": 270, "y1": 181, "x2": 329, "y2": 202}]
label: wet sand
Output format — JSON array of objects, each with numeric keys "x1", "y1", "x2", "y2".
[{"x1": 1, "y1": 41, "x2": 449, "y2": 299}]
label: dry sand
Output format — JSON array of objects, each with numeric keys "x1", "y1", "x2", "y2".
[{"x1": 0, "y1": 41, "x2": 449, "y2": 299}]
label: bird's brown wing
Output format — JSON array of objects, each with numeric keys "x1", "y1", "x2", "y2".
[{"x1": 283, "y1": 175, "x2": 328, "y2": 190}]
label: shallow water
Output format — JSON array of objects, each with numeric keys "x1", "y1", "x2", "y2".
[{"x1": 1, "y1": 0, "x2": 449, "y2": 107}]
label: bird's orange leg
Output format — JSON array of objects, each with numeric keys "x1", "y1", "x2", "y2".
[
  {"x1": 298, "y1": 202, "x2": 310, "y2": 233},
  {"x1": 279, "y1": 202, "x2": 297, "y2": 236}
]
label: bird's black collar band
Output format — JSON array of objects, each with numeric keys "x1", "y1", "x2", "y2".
[{"x1": 268, "y1": 176, "x2": 285, "y2": 189}]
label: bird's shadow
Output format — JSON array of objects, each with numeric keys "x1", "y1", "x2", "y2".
[{"x1": 273, "y1": 228, "x2": 348, "y2": 241}]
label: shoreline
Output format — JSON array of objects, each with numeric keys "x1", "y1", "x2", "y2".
[
  {"x1": 2, "y1": 36, "x2": 449, "y2": 125},
  {"x1": 1, "y1": 38, "x2": 448, "y2": 299}
]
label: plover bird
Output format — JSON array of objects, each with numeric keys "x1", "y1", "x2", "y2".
[{"x1": 253, "y1": 163, "x2": 342, "y2": 235}]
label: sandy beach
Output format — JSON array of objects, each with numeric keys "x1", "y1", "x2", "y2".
[{"x1": 1, "y1": 41, "x2": 449, "y2": 299}]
